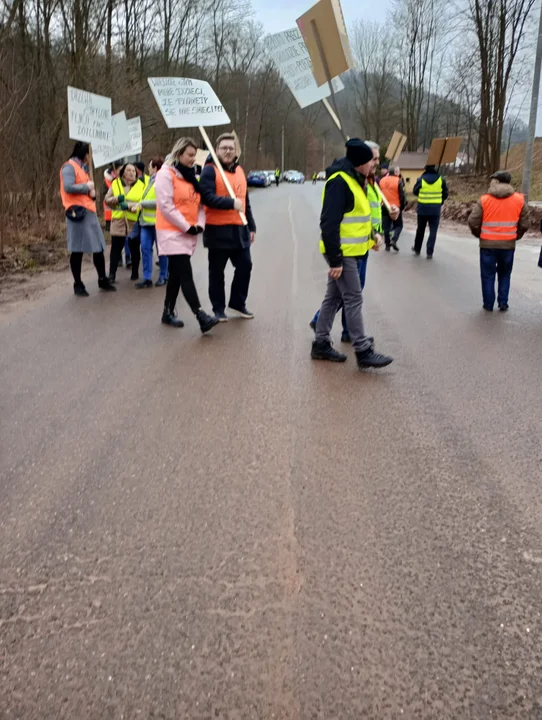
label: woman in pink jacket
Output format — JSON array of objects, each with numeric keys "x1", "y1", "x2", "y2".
[{"x1": 155, "y1": 137, "x2": 241, "y2": 334}]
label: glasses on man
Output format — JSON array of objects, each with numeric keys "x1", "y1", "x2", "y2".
[{"x1": 220, "y1": 146, "x2": 236, "y2": 152}]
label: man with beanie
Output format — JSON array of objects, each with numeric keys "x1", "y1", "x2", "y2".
[
  {"x1": 312, "y1": 139, "x2": 393, "y2": 369},
  {"x1": 412, "y1": 164, "x2": 449, "y2": 258},
  {"x1": 467, "y1": 170, "x2": 528, "y2": 311}
]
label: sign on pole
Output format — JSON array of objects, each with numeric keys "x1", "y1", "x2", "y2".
[
  {"x1": 92, "y1": 111, "x2": 133, "y2": 168},
  {"x1": 264, "y1": 27, "x2": 344, "y2": 109},
  {"x1": 148, "y1": 77, "x2": 246, "y2": 225},
  {"x1": 67, "y1": 86, "x2": 113, "y2": 146},
  {"x1": 427, "y1": 136, "x2": 463, "y2": 166},
  {"x1": 127, "y1": 117, "x2": 143, "y2": 156},
  {"x1": 386, "y1": 131, "x2": 408, "y2": 163}
]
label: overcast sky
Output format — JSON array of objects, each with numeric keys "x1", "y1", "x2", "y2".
[{"x1": 251, "y1": 0, "x2": 391, "y2": 35}]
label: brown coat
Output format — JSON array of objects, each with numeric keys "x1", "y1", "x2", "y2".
[
  {"x1": 468, "y1": 181, "x2": 529, "y2": 250},
  {"x1": 104, "y1": 181, "x2": 139, "y2": 237}
]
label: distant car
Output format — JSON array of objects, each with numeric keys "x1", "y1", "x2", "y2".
[
  {"x1": 282, "y1": 170, "x2": 296, "y2": 182},
  {"x1": 288, "y1": 171, "x2": 305, "y2": 184},
  {"x1": 263, "y1": 170, "x2": 276, "y2": 184},
  {"x1": 247, "y1": 171, "x2": 269, "y2": 188},
  {"x1": 317, "y1": 171, "x2": 326, "y2": 181}
]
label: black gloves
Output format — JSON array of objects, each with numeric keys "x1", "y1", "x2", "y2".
[{"x1": 187, "y1": 225, "x2": 203, "y2": 235}]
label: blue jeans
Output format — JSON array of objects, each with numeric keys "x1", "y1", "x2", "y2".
[
  {"x1": 312, "y1": 253, "x2": 369, "y2": 335},
  {"x1": 480, "y1": 248, "x2": 515, "y2": 308},
  {"x1": 141, "y1": 226, "x2": 168, "y2": 281},
  {"x1": 124, "y1": 237, "x2": 131, "y2": 262}
]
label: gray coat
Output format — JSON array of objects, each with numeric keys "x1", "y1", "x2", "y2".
[{"x1": 62, "y1": 161, "x2": 106, "y2": 253}]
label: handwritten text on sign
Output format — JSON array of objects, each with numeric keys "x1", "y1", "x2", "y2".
[
  {"x1": 148, "y1": 78, "x2": 230, "y2": 128},
  {"x1": 264, "y1": 28, "x2": 344, "y2": 109},
  {"x1": 92, "y1": 111, "x2": 133, "y2": 168},
  {"x1": 67, "y1": 86, "x2": 112, "y2": 145},
  {"x1": 127, "y1": 117, "x2": 143, "y2": 156}
]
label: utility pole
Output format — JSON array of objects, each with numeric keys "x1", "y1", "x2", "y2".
[
  {"x1": 522, "y1": 0, "x2": 542, "y2": 200},
  {"x1": 322, "y1": 135, "x2": 326, "y2": 170},
  {"x1": 281, "y1": 125, "x2": 285, "y2": 173}
]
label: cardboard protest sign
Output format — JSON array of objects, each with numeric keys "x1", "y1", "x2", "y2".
[
  {"x1": 427, "y1": 136, "x2": 463, "y2": 166},
  {"x1": 68, "y1": 86, "x2": 112, "y2": 146},
  {"x1": 296, "y1": 0, "x2": 353, "y2": 89},
  {"x1": 127, "y1": 117, "x2": 143, "y2": 155},
  {"x1": 386, "y1": 131, "x2": 407, "y2": 162},
  {"x1": 264, "y1": 27, "x2": 344, "y2": 109},
  {"x1": 148, "y1": 78, "x2": 230, "y2": 128},
  {"x1": 92, "y1": 111, "x2": 133, "y2": 168},
  {"x1": 195, "y1": 148, "x2": 209, "y2": 167}
]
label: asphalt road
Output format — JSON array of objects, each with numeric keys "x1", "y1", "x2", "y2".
[{"x1": 2, "y1": 183, "x2": 542, "y2": 719}]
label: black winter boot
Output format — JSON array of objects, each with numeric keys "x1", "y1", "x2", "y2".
[
  {"x1": 311, "y1": 340, "x2": 347, "y2": 363},
  {"x1": 162, "y1": 304, "x2": 184, "y2": 328},
  {"x1": 196, "y1": 309, "x2": 219, "y2": 334},
  {"x1": 98, "y1": 277, "x2": 116, "y2": 292},
  {"x1": 356, "y1": 348, "x2": 393, "y2": 369}
]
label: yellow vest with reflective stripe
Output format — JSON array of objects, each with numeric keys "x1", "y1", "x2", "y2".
[
  {"x1": 111, "y1": 178, "x2": 145, "y2": 222},
  {"x1": 418, "y1": 176, "x2": 443, "y2": 205},
  {"x1": 366, "y1": 182, "x2": 382, "y2": 232},
  {"x1": 140, "y1": 177, "x2": 156, "y2": 226},
  {"x1": 320, "y1": 171, "x2": 374, "y2": 257}
]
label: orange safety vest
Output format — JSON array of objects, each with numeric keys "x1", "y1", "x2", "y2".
[
  {"x1": 156, "y1": 166, "x2": 199, "y2": 231},
  {"x1": 204, "y1": 165, "x2": 247, "y2": 226},
  {"x1": 59, "y1": 159, "x2": 96, "y2": 213},
  {"x1": 379, "y1": 175, "x2": 401, "y2": 209},
  {"x1": 480, "y1": 193, "x2": 524, "y2": 242},
  {"x1": 104, "y1": 175, "x2": 112, "y2": 221}
]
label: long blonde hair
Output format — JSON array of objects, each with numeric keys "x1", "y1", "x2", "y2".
[{"x1": 166, "y1": 137, "x2": 198, "y2": 165}]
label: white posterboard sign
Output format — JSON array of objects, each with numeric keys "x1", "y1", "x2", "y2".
[
  {"x1": 264, "y1": 27, "x2": 344, "y2": 109},
  {"x1": 127, "y1": 117, "x2": 143, "y2": 155},
  {"x1": 67, "y1": 86, "x2": 112, "y2": 145},
  {"x1": 92, "y1": 111, "x2": 133, "y2": 168},
  {"x1": 148, "y1": 78, "x2": 230, "y2": 128}
]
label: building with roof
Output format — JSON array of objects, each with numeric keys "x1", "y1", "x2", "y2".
[{"x1": 395, "y1": 152, "x2": 429, "y2": 193}]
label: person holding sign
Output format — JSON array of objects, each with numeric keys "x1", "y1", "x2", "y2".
[
  {"x1": 200, "y1": 133, "x2": 256, "y2": 321},
  {"x1": 155, "y1": 137, "x2": 238, "y2": 334},
  {"x1": 311, "y1": 139, "x2": 393, "y2": 369},
  {"x1": 60, "y1": 142, "x2": 116, "y2": 296},
  {"x1": 104, "y1": 163, "x2": 145, "y2": 282}
]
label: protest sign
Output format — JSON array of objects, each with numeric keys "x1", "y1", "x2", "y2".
[
  {"x1": 68, "y1": 86, "x2": 112, "y2": 146},
  {"x1": 148, "y1": 78, "x2": 230, "y2": 128},
  {"x1": 264, "y1": 27, "x2": 344, "y2": 109},
  {"x1": 127, "y1": 117, "x2": 143, "y2": 156},
  {"x1": 148, "y1": 77, "x2": 245, "y2": 225},
  {"x1": 195, "y1": 148, "x2": 209, "y2": 167},
  {"x1": 92, "y1": 111, "x2": 133, "y2": 168},
  {"x1": 427, "y1": 136, "x2": 463, "y2": 166},
  {"x1": 386, "y1": 131, "x2": 407, "y2": 162}
]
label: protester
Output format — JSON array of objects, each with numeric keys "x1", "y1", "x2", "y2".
[
  {"x1": 104, "y1": 162, "x2": 128, "y2": 266},
  {"x1": 275, "y1": 168, "x2": 280, "y2": 187},
  {"x1": 467, "y1": 171, "x2": 528, "y2": 311},
  {"x1": 380, "y1": 165, "x2": 389, "y2": 179},
  {"x1": 312, "y1": 173, "x2": 317, "y2": 185},
  {"x1": 60, "y1": 142, "x2": 116, "y2": 296},
  {"x1": 155, "y1": 137, "x2": 243, "y2": 333},
  {"x1": 135, "y1": 156, "x2": 168, "y2": 289},
  {"x1": 104, "y1": 163, "x2": 145, "y2": 282},
  {"x1": 380, "y1": 165, "x2": 407, "y2": 251},
  {"x1": 199, "y1": 133, "x2": 256, "y2": 321},
  {"x1": 134, "y1": 161, "x2": 148, "y2": 184},
  {"x1": 311, "y1": 138, "x2": 393, "y2": 369},
  {"x1": 412, "y1": 164, "x2": 449, "y2": 258}
]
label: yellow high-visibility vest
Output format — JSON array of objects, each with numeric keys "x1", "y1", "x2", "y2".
[
  {"x1": 320, "y1": 171, "x2": 374, "y2": 257},
  {"x1": 366, "y1": 182, "x2": 382, "y2": 232},
  {"x1": 140, "y1": 177, "x2": 156, "y2": 226},
  {"x1": 111, "y1": 178, "x2": 145, "y2": 222},
  {"x1": 418, "y1": 177, "x2": 443, "y2": 205}
]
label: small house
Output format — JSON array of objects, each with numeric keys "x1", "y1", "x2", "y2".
[{"x1": 395, "y1": 152, "x2": 429, "y2": 193}]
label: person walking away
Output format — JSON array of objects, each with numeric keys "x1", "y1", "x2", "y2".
[
  {"x1": 275, "y1": 168, "x2": 280, "y2": 187},
  {"x1": 380, "y1": 165, "x2": 389, "y2": 179},
  {"x1": 412, "y1": 164, "x2": 448, "y2": 258},
  {"x1": 467, "y1": 171, "x2": 528, "y2": 311},
  {"x1": 155, "y1": 137, "x2": 243, "y2": 333},
  {"x1": 135, "y1": 156, "x2": 168, "y2": 289},
  {"x1": 199, "y1": 133, "x2": 256, "y2": 321},
  {"x1": 105, "y1": 163, "x2": 145, "y2": 283},
  {"x1": 380, "y1": 165, "x2": 407, "y2": 251},
  {"x1": 312, "y1": 173, "x2": 317, "y2": 185},
  {"x1": 312, "y1": 139, "x2": 393, "y2": 369},
  {"x1": 60, "y1": 142, "x2": 116, "y2": 296}
]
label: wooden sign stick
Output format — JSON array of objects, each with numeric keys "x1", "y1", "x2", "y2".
[
  {"x1": 310, "y1": 19, "x2": 348, "y2": 143},
  {"x1": 88, "y1": 145, "x2": 95, "y2": 182},
  {"x1": 199, "y1": 126, "x2": 247, "y2": 226}
]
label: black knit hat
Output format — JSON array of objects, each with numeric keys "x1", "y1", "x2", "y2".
[
  {"x1": 490, "y1": 170, "x2": 512, "y2": 184},
  {"x1": 345, "y1": 139, "x2": 374, "y2": 167}
]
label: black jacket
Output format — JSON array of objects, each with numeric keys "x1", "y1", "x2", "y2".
[
  {"x1": 413, "y1": 170, "x2": 449, "y2": 216},
  {"x1": 199, "y1": 159, "x2": 256, "y2": 250},
  {"x1": 320, "y1": 157, "x2": 368, "y2": 267}
]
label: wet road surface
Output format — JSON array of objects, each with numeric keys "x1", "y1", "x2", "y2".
[{"x1": 2, "y1": 184, "x2": 542, "y2": 718}]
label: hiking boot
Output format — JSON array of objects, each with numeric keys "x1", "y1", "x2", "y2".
[
  {"x1": 197, "y1": 309, "x2": 220, "y2": 334},
  {"x1": 356, "y1": 348, "x2": 393, "y2": 369},
  {"x1": 385, "y1": 245, "x2": 391, "y2": 252},
  {"x1": 391, "y1": 240, "x2": 399, "y2": 252},
  {"x1": 74, "y1": 283, "x2": 89, "y2": 297},
  {"x1": 228, "y1": 305, "x2": 255, "y2": 319},
  {"x1": 411, "y1": 246, "x2": 420, "y2": 256},
  {"x1": 498, "y1": 303, "x2": 509, "y2": 312},
  {"x1": 98, "y1": 277, "x2": 116, "y2": 292},
  {"x1": 108, "y1": 273, "x2": 116, "y2": 284},
  {"x1": 162, "y1": 304, "x2": 184, "y2": 328},
  {"x1": 311, "y1": 340, "x2": 347, "y2": 363},
  {"x1": 215, "y1": 311, "x2": 229, "y2": 322},
  {"x1": 135, "y1": 279, "x2": 153, "y2": 289}
]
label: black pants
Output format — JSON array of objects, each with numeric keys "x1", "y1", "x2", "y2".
[
  {"x1": 208, "y1": 247, "x2": 252, "y2": 313},
  {"x1": 70, "y1": 252, "x2": 106, "y2": 285},
  {"x1": 128, "y1": 236, "x2": 141, "y2": 278},
  {"x1": 109, "y1": 236, "x2": 127, "y2": 278},
  {"x1": 383, "y1": 212, "x2": 404, "y2": 246},
  {"x1": 165, "y1": 254, "x2": 201, "y2": 314},
  {"x1": 414, "y1": 214, "x2": 440, "y2": 255}
]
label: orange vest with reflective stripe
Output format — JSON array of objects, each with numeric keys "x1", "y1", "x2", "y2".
[
  {"x1": 59, "y1": 159, "x2": 96, "y2": 213},
  {"x1": 204, "y1": 165, "x2": 246, "y2": 226},
  {"x1": 480, "y1": 193, "x2": 524, "y2": 241},
  {"x1": 155, "y1": 167, "x2": 199, "y2": 231},
  {"x1": 379, "y1": 175, "x2": 401, "y2": 209},
  {"x1": 104, "y1": 176, "x2": 112, "y2": 221}
]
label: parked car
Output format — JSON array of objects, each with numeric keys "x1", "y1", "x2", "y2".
[
  {"x1": 282, "y1": 170, "x2": 297, "y2": 182},
  {"x1": 263, "y1": 170, "x2": 277, "y2": 184},
  {"x1": 288, "y1": 171, "x2": 305, "y2": 184},
  {"x1": 247, "y1": 171, "x2": 269, "y2": 188},
  {"x1": 317, "y1": 171, "x2": 326, "y2": 181}
]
